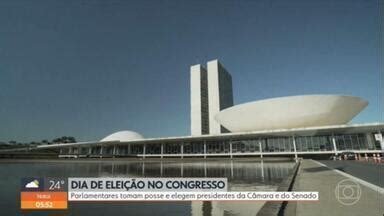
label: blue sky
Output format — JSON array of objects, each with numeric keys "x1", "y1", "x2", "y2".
[{"x1": 0, "y1": 0, "x2": 382, "y2": 142}]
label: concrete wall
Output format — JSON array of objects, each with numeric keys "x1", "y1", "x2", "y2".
[
  {"x1": 207, "y1": 60, "x2": 233, "y2": 134},
  {"x1": 191, "y1": 64, "x2": 202, "y2": 136},
  {"x1": 191, "y1": 60, "x2": 234, "y2": 135},
  {"x1": 207, "y1": 60, "x2": 221, "y2": 134}
]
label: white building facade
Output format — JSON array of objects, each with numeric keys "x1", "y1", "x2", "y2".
[{"x1": 191, "y1": 60, "x2": 233, "y2": 136}]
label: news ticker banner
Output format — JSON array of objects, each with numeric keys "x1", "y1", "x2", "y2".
[
  {"x1": 20, "y1": 177, "x2": 318, "y2": 210},
  {"x1": 68, "y1": 177, "x2": 228, "y2": 192},
  {"x1": 69, "y1": 192, "x2": 319, "y2": 201}
]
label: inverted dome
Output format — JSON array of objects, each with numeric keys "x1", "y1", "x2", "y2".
[
  {"x1": 215, "y1": 95, "x2": 368, "y2": 132},
  {"x1": 100, "y1": 131, "x2": 144, "y2": 142}
]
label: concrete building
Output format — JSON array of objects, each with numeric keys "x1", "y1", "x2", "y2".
[
  {"x1": 30, "y1": 60, "x2": 383, "y2": 159},
  {"x1": 191, "y1": 60, "x2": 233, "y2": 136},
  {"x1": 190, "y1": 64, "x2": 209, "y2": 135},
  {"x1": 40, "y1": 123, "x2": 383, "y2": 160},
  {"x1": 215, "y1": 95, "x2": 368, "y2": 132}
]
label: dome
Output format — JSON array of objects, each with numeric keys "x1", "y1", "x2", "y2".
[
  {"x1": 100, "y1": 131, "x2": 144, "y2": 142},
  {"x1": 215, "y1": 95, "x2": 368, "y2": 132}
]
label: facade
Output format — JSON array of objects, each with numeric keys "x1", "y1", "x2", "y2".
[
  {"x1": 190, "y1": 64, "x2": 209, "y2": 135},
  {"x1": 215, "y1": 95, "x2": 368, "y2": 132},
  {"x1": 40, "y1": 123, "x2": 384, "y2": 159},
  {"x1": 191, "y1": 60, "x2": 233, "y2": 136},
  {"x1": 207, "y1": 60, "x2": 234, "y2": 134}
]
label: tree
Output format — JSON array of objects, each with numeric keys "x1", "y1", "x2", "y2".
[
  {"x1": 52, "y1": 137, "x2": 62, "y2": 144},
  {"x1": 51, "y1": 136, "x2": 76, "y2": 144},
  {"x1": 67, "y1": 136, "x2": 76, "y2": 143}
]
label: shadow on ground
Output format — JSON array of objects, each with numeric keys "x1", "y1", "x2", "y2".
[
  {"x1": 303, "y1": 167, "x2": 330, "y2": 173},
  {"x1": 334, "y1": 167, "x2": 345, "y2": 172}
]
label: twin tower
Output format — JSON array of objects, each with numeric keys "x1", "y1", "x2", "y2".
[{"x1": 190, "y1": 60, "x2": 234, "y2": 136}]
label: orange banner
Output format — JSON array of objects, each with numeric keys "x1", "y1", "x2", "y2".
[
  {"x1": 21, "y1": 192, "x2": 67, "y2": 201},
  {"x1": 21, "y1": 192, "x2": 67, "y2": 210},
  {"x1": 21, "y1": 201, "x2": 67, "y2": 209}
]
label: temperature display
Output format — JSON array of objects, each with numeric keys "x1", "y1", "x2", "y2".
[{"x1": 21, "y1": 177, "x2": 67, "y2": 210}]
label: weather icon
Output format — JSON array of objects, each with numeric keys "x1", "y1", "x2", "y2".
[
  {"x1": 21, "y1": 177, "x2": 44, "y2": 191},
  {"x1": 25, "y1": 180, "x2": 39, "y2": 188}
]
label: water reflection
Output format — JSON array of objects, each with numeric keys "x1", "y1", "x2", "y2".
[
  {"x1": 193, "y1": 201, "x2": 268, "y2": 216},
  {"x1": 86, "y1": 160, "x2": 294, "y2": 216},
  {"x1": 91, "y1": 161, "x2": 293, "y2": 216},
  {"x1": 95, "y1": 160, "x2": 293, "y2": 187},
  {"x1": 1, "y1": 160, "x2": 294, "y2": 216}
]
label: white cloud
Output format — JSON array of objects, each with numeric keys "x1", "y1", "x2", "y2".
[{"x1": 25, "y1": 180, "x2": 39, "y2": 188}]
